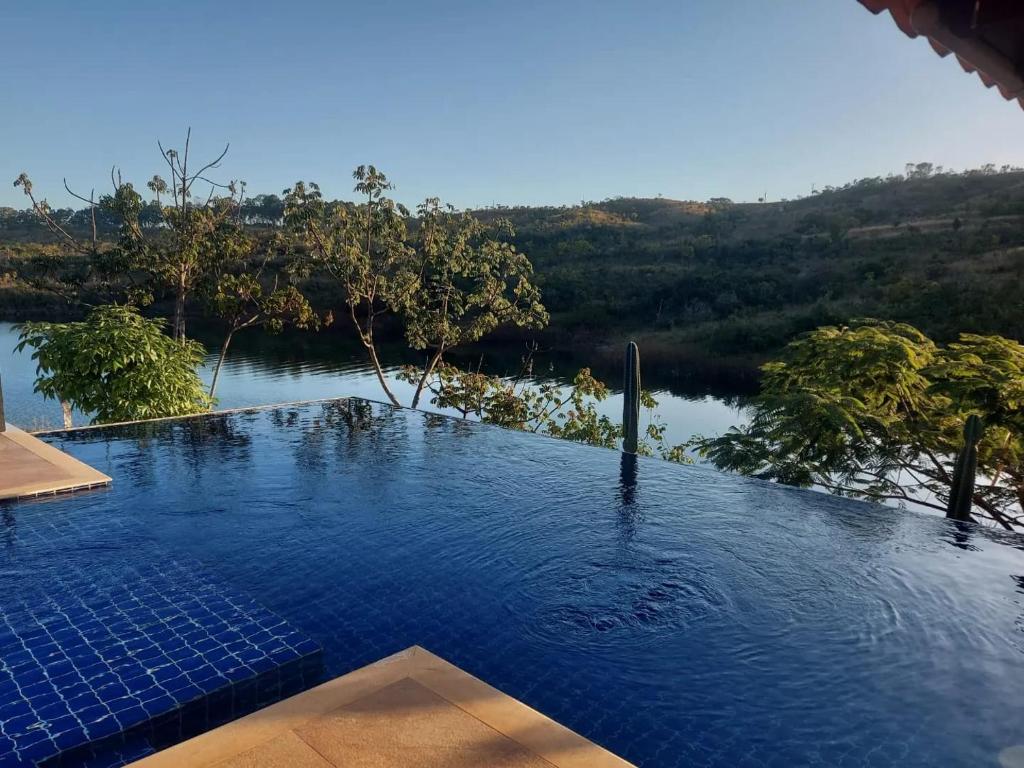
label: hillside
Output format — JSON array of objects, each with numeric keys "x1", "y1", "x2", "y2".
[
  {"x1": 481, "y1": 169, "x2": 1024, "y2": 363},
  {"x1": 3, "y1": 167, "x2": 1024, "y2": 367}
]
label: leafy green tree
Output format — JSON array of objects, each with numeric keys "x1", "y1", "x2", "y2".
[
  {"x1": 127, "y1": 130, "x2": 247, "y2": 340},
  {"x1": 12, "y1": 173, "x2": 123, "y2": 304},
  {"x1": 286, "y1": 168, "x2": 547, "y2": 410},
  {"x1": 403, "y1": 199, "x2": 548, "y2": 407},
  {"x1": 404, "y1": 357, "x2": 689, "y2": 461},
  {"x1": 16, "y1": 305, "x2": 210, "y2": 427},
  {"x1": 284, "y1": 168, "x2": 412, "y2": 406},
  {"x1": 15, "y1": 130, "x2": 247, "y2": 340},
  {"x1": 205, "y1": 260, "x2": 319, "y2": 399},
  {"x1": 692, "y1": 319, "x2": 1024, "y2": 530},
  {"x1": 147, "y1": 175, "x2": 168, "y2": 204}
]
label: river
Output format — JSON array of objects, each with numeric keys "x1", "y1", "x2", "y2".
[{"x1": 0, "y1": 322, "x2": 752, "y2": 450}]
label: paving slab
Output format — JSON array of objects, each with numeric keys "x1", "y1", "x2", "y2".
[
  {"x1": 129, "y1": 646, "x2": 634, "y2": 768},
  {"x1": 0, "y1": 425, "x2": 110, "y2": 501}
]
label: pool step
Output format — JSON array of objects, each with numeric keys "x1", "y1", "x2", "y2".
[
  {"x1": 60, "y1": 734, "x2": 155, "y2": 768},
  {"x1": 0, "y1": 558, "x2": 323, "y2": 767}
]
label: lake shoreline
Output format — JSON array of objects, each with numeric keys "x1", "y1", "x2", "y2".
[
  {"x1": 1, "y1": 321, "x2": 752, "y2": 443},
  {"x1": 1, "y1": 302, "x2": 764, "y2": 396}
]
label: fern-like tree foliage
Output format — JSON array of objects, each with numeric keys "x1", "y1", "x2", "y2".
[
  {"x1": 283, "y1": 168, "x2": 547, "y2": 409},
  {"x1": 16, "y1": 305, "x2": 210, "y2": 427},
  {"x1": 691, "y1": 319, "x2": 1024, "y2": 530},
  {"x1": 401, "y1": 199, "x2": 548, "y2": 408},
  {"x1": 283, "y1": 171, "x2": 412, "y2": 406},
  {"x1": 401, "y1": 356, "x2": 690, "y2": 463}
]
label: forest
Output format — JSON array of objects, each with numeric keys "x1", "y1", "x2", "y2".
[{"x1": 3, "y1": 162, "x2": 1024, "y2": 370}]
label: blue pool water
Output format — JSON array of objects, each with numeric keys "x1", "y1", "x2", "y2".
[{"x1": 3, "y1": 398, "x2": 1024, "y2": 767}]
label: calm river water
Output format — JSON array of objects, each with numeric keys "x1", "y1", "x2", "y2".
[{"x1": 0, "y1": 322, "x2": 751, "y2": 448}]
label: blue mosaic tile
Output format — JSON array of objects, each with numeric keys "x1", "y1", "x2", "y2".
[{"x1": 0, "y1": 558, "x2": 322, "y2": 767}]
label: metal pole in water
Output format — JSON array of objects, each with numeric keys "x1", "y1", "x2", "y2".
[
  {"x1": 622, "y1": 341, "x2": 640, "y2": 454},
  {"x1": 0, "y1": 370, "x2": 5, "y2": 432},
  {"x1": 946, "y1": 414, "x2": 983, "y2": 522}
]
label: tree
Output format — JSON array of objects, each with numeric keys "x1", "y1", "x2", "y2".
[
  {"x1": 905, "y1": 162, "x2": 935, "y2": 180},
  {"x1": 12, "y1": 172, "x2": 122, "y2": 304},
  {"x1": 139, "y1": 129, "x2": 246, "y2": 340},
  {"x1": 205, "y1": 256, "x2": 319, "y2": 399},
  {"x1": 16, "y1": 305, "x2": 210, "y2": 427},
  {"x1": 404, "y1": 354, "x2": 690, "y2": 462},
  {"x1": 691, "y1": 319, "x2": 1024, "y2": 530},
  {"x1": 285, "y1": 168, "x2": 547, "y2": 410},
  {"x1": 284, "y1": 168, "x2": 412, "y2": 406},
  {"x1": 402, "y1": 199, "x2": 547, "y2": 408},
  {"x1": 147, "y1": 175, "x2": 168, "y2": 204},
  {"x1": 15, "y1": 129, "x2": 246, "y2": 339}
]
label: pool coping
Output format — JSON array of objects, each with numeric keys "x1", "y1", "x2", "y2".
[
  {"x1": 0, "y1": 424, "x2": 111, "y2": 501},
  {"x1": 28, "y1": 398, "x2": 354, "y2": 435},
  {"x1": 129, "y1": 645, "x2": 635, "y2": 768}
]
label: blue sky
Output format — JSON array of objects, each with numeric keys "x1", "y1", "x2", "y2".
[{"x1": 3, "y1": 0, "x2": 1022, "y2": 209}]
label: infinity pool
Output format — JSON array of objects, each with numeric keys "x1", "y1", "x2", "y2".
[{"x1": 5, "y1": 398, "x2": 1024, "y2": 767}]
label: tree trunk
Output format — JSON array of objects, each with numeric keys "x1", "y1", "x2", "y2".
[
  {"x1": 411, "y1": 349, "x2": 444, "y2": 410},
  {"x1": 365, "y1": 341, "x2": 401, "y2": 407},
  {"x1": 348, "y1": 300, "x2": 401, "y2": 408},
  {"x1": 173, "y1": 275, "x2": 187, "y2": 341},
  {"x1": 209, "y1": 329, "x2": 234, "y2": 400},
  {"x1": 61, "y1": 400, "x2": 73, "y2": 429}
]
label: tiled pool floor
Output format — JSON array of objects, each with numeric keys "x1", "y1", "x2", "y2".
[
  {"x1": 131, "y1": 646, "x2": 634, "y2": 768},
  {"x1": 0, "y1": 554, "x2": 321, "y2": 767}
]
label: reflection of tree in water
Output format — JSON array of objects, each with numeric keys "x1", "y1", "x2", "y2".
[
  {"x1": 942, "y1": 520, "x2": 980, "y2": 552},
  {"x1": 617, "y1": 453, "x2": 643, "y2": 542},
  {"x1": 190, "y1": 320, "x2": 761, "y2": 402},
  {"x1": 419, "y1": 411, "x2": 476, "y2": 457},
  {"x1": 176, "y1": 415, "x2": 254, "y2": 464},
  {"x1": 810, "y1": 496, "x2": 902, "y2": 545},
  {"x1": 86, "y1": 414, "x2": 255, "y2": 488},
  {"x1": 283, "y1": 399, "x2": 409, "y2": 469}
]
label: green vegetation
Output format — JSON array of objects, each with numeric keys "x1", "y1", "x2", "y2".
[
  {"x1": 5, "y1": 163, "x2": 1024, "y2": 367},
  {"x1": 692, "y1": 320, "x2": 1024, "y2": 530},
  {"x1": 283, "y1": 169, "x2": 547, "y2": 408},
  {"x1": 495, "y1": 165, "x2": 1024, "y2": 363},
  {"x1": 9, "y1": 133, "x2": 321, "y2": 422},
  {"x1": 206, "y1": 266, "x2": 318, "y2": 399},
  {"x1": 16, "y1": 305, "x2": 210, "y2": 427},
  {"x1": 6, "y1": 145, "x2": 657, "y2": 453},
  {"x1": 283, "y1": 166, "x2": 677, "y2": 456},
  {"x1": 400, "y1": 358, "x2": 688, "y2": 462}
]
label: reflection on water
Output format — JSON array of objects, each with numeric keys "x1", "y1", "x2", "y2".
[
  {"x1": 1, "y1": 321, "x2": 750, "y2": 447},
  {"x1": 617, "y1": 452, "x2": 641, "y2": 540}
]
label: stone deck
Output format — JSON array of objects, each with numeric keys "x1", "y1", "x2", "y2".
[
  {"x1": 130, "y1": 646, "x2": 635, "y2": 768},
  {"x1": 0, "y1": 424, "x2": 110, "y2": 501}
]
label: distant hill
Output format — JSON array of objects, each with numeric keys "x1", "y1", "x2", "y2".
[
  {"x1": 472, "y1": 169, "x2": 1024, "y2": 364},
  {"x1": 3, "y1": 167, "x2": 1024, "y2": 367}
]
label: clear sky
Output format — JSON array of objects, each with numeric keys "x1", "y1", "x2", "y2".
[{"x1": 3, "y1": 0, "x2": 1022, "y2": 210}]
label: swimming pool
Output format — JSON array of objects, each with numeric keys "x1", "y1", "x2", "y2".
[{"x1": 5, "y1": 398, "x2": 1024, "y2": 767}]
